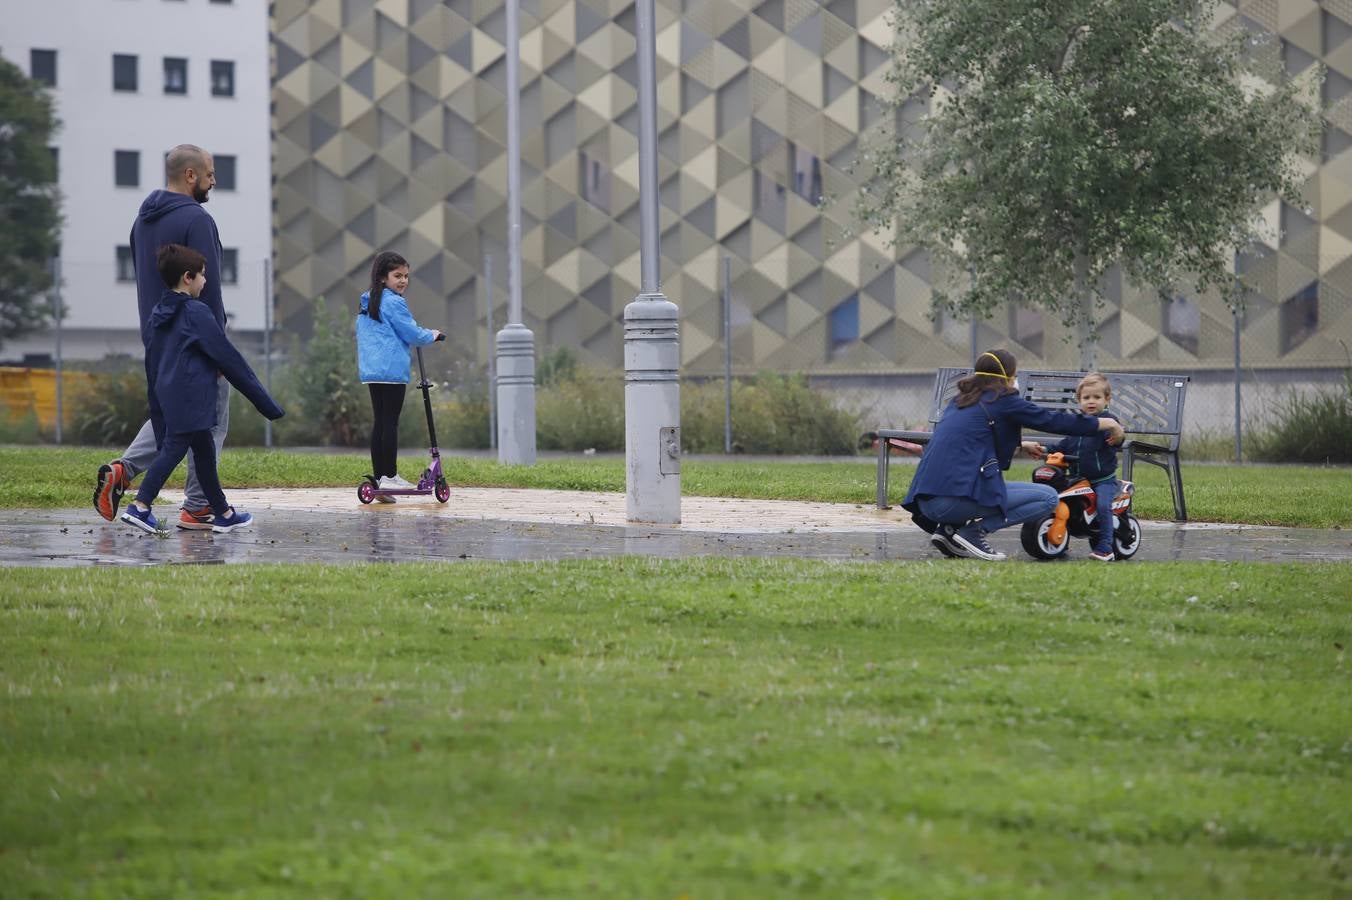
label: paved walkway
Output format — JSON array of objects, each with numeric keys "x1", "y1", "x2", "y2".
[{"x1": 4, "y1": 487, "x2": 1351, "y2": 567}]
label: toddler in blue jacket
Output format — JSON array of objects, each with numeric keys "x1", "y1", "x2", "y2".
[
  {"x1": 120, "y1": 244, "x2": 285, "y2": 534},
  {"x1": 1047, "y1": 373, "x2": 1120, "y2": 561}
]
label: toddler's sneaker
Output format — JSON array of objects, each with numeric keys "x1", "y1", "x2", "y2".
[
  {"x1": 177, "y1": 505, "x2": 215, "y2": 530},
  {"x1": 1089, "y1": 549, "x2": 1115, "y2": 562},
  {"x1": 950, "y1": 522, "x2": 1007, "y2": 561},
  {"x1": 211, "y1": 508, "x2": 253, "y2": 533},
  {"x1": 94, "y1": 461, "x2": 130, "y2": 521},
  {"x1": 120, "y1": 503, "x2": 161, "y2": 534}
]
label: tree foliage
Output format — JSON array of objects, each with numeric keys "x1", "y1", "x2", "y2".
[
  {"x1": 856, "y1": 0, "x2": 1322, "y2": 331},
  {"x1": 0, "y1": 56, "x2": 61, "y2": 346}
]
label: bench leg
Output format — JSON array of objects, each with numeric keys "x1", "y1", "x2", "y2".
[
  {"x1": 876, "y1": 438, "x2": 890, "y2": 509},
  {"x1": 1169, "y1": 455, "x2": 1186, "y2": 521},
  {"x1": 1121, "y1": 446, "x2": 1134, "y2": 482}
]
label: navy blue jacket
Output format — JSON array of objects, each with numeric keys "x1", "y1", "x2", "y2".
[
  {"x1": 902, "y1": 389, "x2": 1102, "y2": 517},
  {"x1": 145, "y1": 289, "x2": 283, "y2": 437},
  {"x1": 1050, "y1": 411, "x2": 1120, "y2": 483},
  {"x1": 131, "y1": 191, "x2": 224, "y2": 347}
]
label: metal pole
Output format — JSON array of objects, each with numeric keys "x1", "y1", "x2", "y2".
[
  {"x1": 723, "y1": 256, "x2": 732, "y2": 454},
  {"x1": 622, "y1": 0, "x2": 681, "y2": 522},
  {"x1": 1234, "y1": 306, "x2": 1242, "y2": 463},
  {"x1": 485, "y1": 253, "x2": 496, "y2": 450},
  {"x1": 263, "y1": 257, "x2": 273, "y2": 448},
  {"x1": 51, "y1": 257, "x2": 62, "y2": 444},
  {"x1": 494, "y1": 0, "x2": 536, "y2": 464}
]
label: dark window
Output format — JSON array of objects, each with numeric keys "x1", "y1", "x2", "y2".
[
  {"x1": 220, "y1": 249, "x2": 239, "y2": 285},
  {"x1": 163, "y1": 57, "x2": 187, "y2": 94},
  {"x1": 113, "y1": 54, "x2": 138, "y2": 92},
  {"x1": 116, "y1": 246, "x2": 135, "y2": 282},
  {"x1": 30, "y1": 49, "x2": 57, "y2": 86},
  {"x1": 214, "y1": 154, "x2": 236, "y2": 190},
  {"x1": 1162, "y1": 294, "x2": 1200, "y2": 355},
  {"x1": 1281, "y1": 282, "x2": 1319, "y2": 353},
  {"x1": 753, "y1": 169, "x2": 786, "y2": 233},
  {"x1": 828, "y1": 294, "x2": 859, "y2": 357},
  {"x1": 789, "y1": 142, "x2": 823, "y2": 204},
  {"x1": 210, "y1": 60, "x2": 234, "y2": 97},
  {"x1": 210, "y1": 0, "x2": 233, "y2": 4},
  {"x1": 114, "y1": 150, "x2": 140, "y2": 187},
  {"x1": 578, "y1": 151, "x2": 610, "y2": 210}
]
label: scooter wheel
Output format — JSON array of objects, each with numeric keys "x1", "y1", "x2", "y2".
[
  {"x1": 357, "y1": 481, "x2": 375, "y2": 505},
  {"x1": 1113, "y1": 514, "x2": 1142, "y2": 560},
  {"x1": 1021, "y1": 517, "x2": 1070, "y2": 560},
  {"x1": 434, "y1": 479, "x2": 451, "y2": 503}
]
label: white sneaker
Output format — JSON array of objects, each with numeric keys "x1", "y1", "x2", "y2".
[
  {"x1": 377, "y1": 476, "x2": 401, "y2": 489},
  {"x1": 388, "y1": 474, "x2": 415, "y2": 488}
]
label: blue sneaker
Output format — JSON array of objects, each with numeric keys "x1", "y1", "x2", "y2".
[
  {"x1": 120, "y1": 503, "x2": 161, "y2": 534},
  {"x1": 211, "y1": 508, "x2": 253, "y2": 533}
]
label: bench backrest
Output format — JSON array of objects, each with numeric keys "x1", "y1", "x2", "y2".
[{"x1": 927, "y1": 367, "x2": 1189, "y2": 447}]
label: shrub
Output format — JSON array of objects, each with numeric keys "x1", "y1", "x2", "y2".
[
  {"x1": 68, "y1": 366, "x2": 149, "y2": 447},
  {"x1": 1249, "y1": 371, "x2": 1352, "y2": 464},
  {"x1": 287, "y1": 296, "x2": 369, "y2": 446},
  {"x1": 536, "y1": 366, "x2": 625, "y2": 451},
  {"x1": 682, "y1": 373, "x2": 862, "y2": 455}
]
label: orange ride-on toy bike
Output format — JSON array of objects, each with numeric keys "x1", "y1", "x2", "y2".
[{"x1": 1020, "y1": 452, "x2": 1142, "y2": 561}]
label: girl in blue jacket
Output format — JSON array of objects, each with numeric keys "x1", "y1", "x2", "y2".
[
  {"x1": 356, "y1": 251, "x2": 443, "y2": 495},
  {"x1": 901, "y1": 349, "x2": 1124, "y2": 561}
]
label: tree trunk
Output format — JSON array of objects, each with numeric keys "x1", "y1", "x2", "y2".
[{"x1": 1074, "y1": 255, "x2": 1097, "y2": 370}]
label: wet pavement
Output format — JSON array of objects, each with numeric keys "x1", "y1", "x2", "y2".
[{"x1": 2, "y1": 488, "x2": 1350, "y2": 567}]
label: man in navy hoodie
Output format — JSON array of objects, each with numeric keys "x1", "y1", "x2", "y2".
[
  {"x1": 93, "y1": 144, "x2": 233, "y2": 530},
  {"x1": 120, "y1": 244, "x2": 283, "y2": 535}
]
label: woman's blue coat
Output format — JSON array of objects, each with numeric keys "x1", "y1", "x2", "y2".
[
  {"x1": 145, "y1": 289, "x2": 284, "y2": 436},
  {"x1": 356, "y1": 288, "x2": 438, "y2": 383},
  {"x1": 901, "y1": 389, "x2": 1101, "y2": 518}
]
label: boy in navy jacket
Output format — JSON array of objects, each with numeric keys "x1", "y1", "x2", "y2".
[
  {"x1": 120, "y1": 245, "x2": 285, "y2": 534},
  {"x1": 1047, "y1": 373, "x2": 1120, "y2": 561}
]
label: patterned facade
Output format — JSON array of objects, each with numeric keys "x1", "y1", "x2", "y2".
[{"x1": 271, "y1": 0, "x2": 1352, "y2": 377}]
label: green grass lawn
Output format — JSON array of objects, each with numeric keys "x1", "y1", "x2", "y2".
[
  {"x1": 2, "y1": 560, "x2": 1348, "y2": 897},
  {"x1": 3, "y1": 446, "x2": 1351, "y2": 527}
]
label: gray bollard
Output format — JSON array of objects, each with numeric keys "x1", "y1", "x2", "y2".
[
  {"x1": 624, "y1": 295, "x2": 680, "y2": 523},
  {"x1": 495, "y1": 323, "x2": 536, "y2": 465}
]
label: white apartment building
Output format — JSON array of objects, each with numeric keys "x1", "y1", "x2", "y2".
[{"x1": 0, "y1": 0, "x2": 271, "y2": 362}]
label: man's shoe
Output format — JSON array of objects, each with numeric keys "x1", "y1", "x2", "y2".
[
  {"x1": 1089, "y1": 549, "x2": 1115, "y2": 561},
  {"x1": 950, "y1": 523, "x2": 1007, "y2": 561},
  {"x1": 930, "y1": 524, "x2": 962, "y2": 558},
  {"x1": 120, "y1": 504, "x2": 161, "y2": 534},
  {"x1": 94, "y1": 461, "x2": 129, "y2": 521},
  {"x1": 177, "y1": 506, "x2": 215, "y2": 530},
  {"x1": 212, "y1": 508, "x2": 253, "y2": 533}
]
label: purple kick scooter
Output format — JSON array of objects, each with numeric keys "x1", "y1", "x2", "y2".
[{"x1": 357, "y1": 346, "x2": 451, "y2": 505}]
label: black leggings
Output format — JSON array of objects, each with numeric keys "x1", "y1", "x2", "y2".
[{"x1": 367, "y1": 383, "x2": 407, "y2": 478}]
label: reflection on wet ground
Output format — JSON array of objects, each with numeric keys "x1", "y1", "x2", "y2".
[{"x1": 3, "y1": 507, "x2": 1350, "y2": 567}]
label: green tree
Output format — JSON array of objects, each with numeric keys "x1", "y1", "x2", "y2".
[
  {"x1": 0, "y1": 56, "x2": 61, "y2": 346},
  {"x1": 856, "y1": 0, "x2": 1321, "y2": 366},
  {"x1": 289, "y1": 296, "x2": 370, "y2": 446}
]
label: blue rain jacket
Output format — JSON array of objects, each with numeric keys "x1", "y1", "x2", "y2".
[
  {"x1": 1049, "y1": 410, "x2": 1120, "y2": 484},
  {"x1": 356, "y1": 288, "x2": 438, "y2": 383},
  {"x1": 902, "y1": 389, "x2": 1102, "y2": 517},
  {"x1": 145, "y1": 289, "x2": 284, "y2": 437}
]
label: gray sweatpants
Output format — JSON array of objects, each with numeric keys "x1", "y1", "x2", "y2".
[{"x1": 120, "y1": 376, "x2": 231, "y2": 510}]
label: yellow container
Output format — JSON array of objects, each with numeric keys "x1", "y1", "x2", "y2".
[{"x1": 0, "y1": 367, "x2": 96, "y2": 430}]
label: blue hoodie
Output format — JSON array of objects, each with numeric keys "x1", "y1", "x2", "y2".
[
  {"x1": 355, "y1": 287, "x2": 438, "y2": 383},
  {"x1": 145, "y1": 288, "x2": 283, "y2": 437},
  {"x1": 130, "y1": 190, "x2": 224, "y2": 347}
]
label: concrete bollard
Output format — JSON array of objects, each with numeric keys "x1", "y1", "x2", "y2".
[
  {"x1": 495, "y1": 323, "x2": 536, "y2": 465},
  {"x1": 624, "y1": 294, "x2": 680, "y2": 523}
]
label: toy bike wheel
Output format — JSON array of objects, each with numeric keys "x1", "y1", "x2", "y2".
[
  {"x1": 1113, "y1": 514, "x2": 1142, "y2": 560},
  {"x1": 1021, "y1": 517, "x2": 1070, "y2": 560},
  {"x1": 357, "y1": 481, "x2": 375, "y2": 505},
  {"x1": 434, "y1": 479, "x2": 451, "y2": 503}
]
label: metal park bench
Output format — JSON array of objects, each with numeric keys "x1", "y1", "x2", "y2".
[{"x1": 874, "y1": 367, "x2": 1191, "y2": 520}]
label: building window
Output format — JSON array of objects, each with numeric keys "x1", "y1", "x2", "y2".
[
  {"x1": 828, "y1": 294, "x2": 860, "y2": 357},
  {"x1": 114, "y1": 150, "x2": 140, "y2": 188},
  {"x1": 113, "y1": 54, "x2": 138, "y2": 92},
  {"x1": 1162, "y1": 294, "x2": 1200, "y2": 355},
  {"x1": 1280, "y1": 282, "x2": 1319, "y2": 353},
  {"x1": 210, "y1": 0, "x2": 234, "y2": 4},
  {"x1": 163, "y1": 57, "x2": 187, "y2": 94},
  {"x1": 753, "y1": 169, "x2": 786, "y2": 233},
  {"x1": 578, "y1": 151, "x2": 610, "y2": 210},
  {"x1": 789, "y1": 142, "x2": 823, "y2": 204},
  {"x1": 116, "y1": 247, "x2": 136, "y2": 282},
  {"x1": 215, "y1": 154, "x2": 236, "y2": 191},
  {"x1": 220, "y1": 249, "x2": 239, "y2": 285},
  {"x1": 210, "y1": 60, "x2": 234, "y2": 97},
  {"x1": 30, "y1": 49, "x2": 57, "y2": 86}
]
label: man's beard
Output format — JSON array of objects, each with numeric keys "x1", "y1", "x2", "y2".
[{"x1": 192, "y1": 185, "x2": 210, "y2": 204}]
